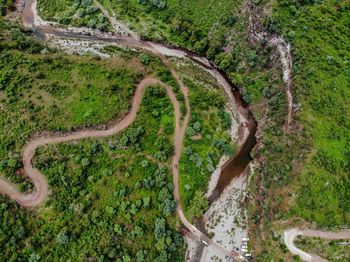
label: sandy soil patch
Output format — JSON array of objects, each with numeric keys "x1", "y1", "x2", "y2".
[
  {"x1": 203, "y1": 167, "x2": 250, "y2": 259},
  {"x1": 47, "y1": 36, "x2": 111, "y2": 59}
]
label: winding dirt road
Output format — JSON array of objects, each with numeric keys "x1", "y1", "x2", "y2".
[
  {"x1": 0, "y1": 78, "x2": 179, "y2": 207},
  {"x1": 1, "y1": 0, "x2": 248, "y2": 260},
  {"x1": 284, "y1": 228, "x2": 350, "y2": 261},
  {"x1": 5, "y1": 1, "x2": 340, "y2": 262}
]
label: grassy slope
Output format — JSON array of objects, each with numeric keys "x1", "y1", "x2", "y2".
[
  {"x1": 270, "y1": 0, "x2": 350, "y2": 227},
  {"x1": 0, "y1": 21, "x2": 158, "y2": 189},
  {"x1": 99, "y1": 2, "x2": 284, "y2": 223},
  {"x1": 1, "y1": 84, "x2": 184, "y2": 261},
  {"x1": 97, "y1": 0, "x2": 350, "y2": 258},
  {"x1": 101, "y1": 0, "x2": 242, "y2": 49},
  {"x1": 37, "y1": 0, "x2": 111, "y2": 31},
  {"x1": 3, "y1": 0, "x2": 349, "y2": 259},
  {"x1": 0, "y1": 18, "x2": 232, "y2": 260},
  {"x1": 249, "y1": 0, "x2": 350, "y2": 259},
  {"x1": 294, "y1": 236, "x2": 350, "y2": 262},
  {"x1": 173, "y1": 59, "x2": 234, "y2": 219},
  {"x1": 0, "y1": 20, "x2": 185, "y2": 260}
]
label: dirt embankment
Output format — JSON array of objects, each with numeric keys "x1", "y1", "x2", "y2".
[{"x1": 247, "y1": 0, "x2": 294, "y2": 134}]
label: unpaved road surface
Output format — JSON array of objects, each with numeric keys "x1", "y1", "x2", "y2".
[
  {"x1": 1, "y1": 0, "x2": 246, "y2": 260},
  {"x1": 284, "y1": 228, "x2": 350, "y2": 262},
  {"x1": 0, "y1": 78, "x2": 179, "y2": 207}
]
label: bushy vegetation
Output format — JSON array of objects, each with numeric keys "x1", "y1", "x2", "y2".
[
  {"x1": 295, "y1": 236, "x2": 350, "y2": 261},
  {"x1": 101, "y1": 0, "x2": 243, "y2": 54},
  {"x1": 246, "y1": 0, "x2": 350, "y2": 260},
  {"x1": 1, "y1": 23, "x2": 131, "y2": 187},
  {"x1": 1, "y1": 84, "x2": 184, "y2": 261},
  {"x1": 37, "y1": 0, "x2": 111, "y2": 31},
  {"x1": 0, "y1": 19, "x2": 187, "y2": 259},
  {"x1": 0, "y1": 14, "x2": 238, "y2": 258},
  {"x1": 0, "y1": 20, "x2": 181, "y2": 189},
  {"x1": 106, "y1": 0, "x2": 349, "y2": 258},
  {"x1": 0, "y1": 0, "x2": 13, "y2": 16},
  {"x1": 269, "y1": 0, "x2": 350, "y2": 228},
  {"x1": 180, "y1": 78, "x2": 233, "y2": 219},
  {"x1": 173, "y1": 60, "x2": 235, "y2": 220},
  {"x1": 2, "y1": 0, "x2": 349, "y2": 259}
]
